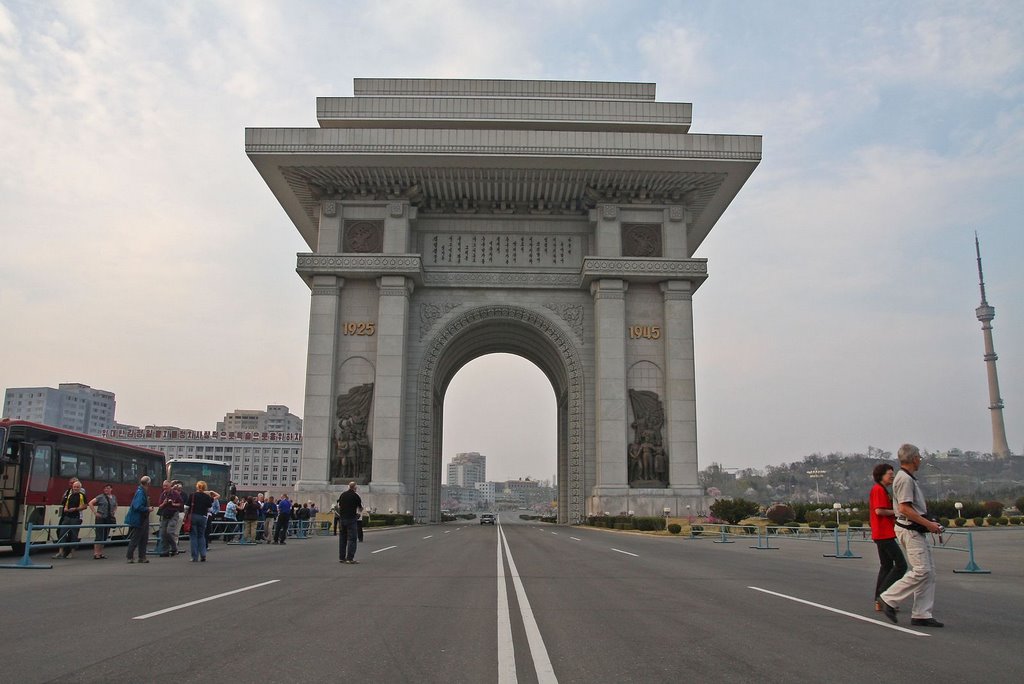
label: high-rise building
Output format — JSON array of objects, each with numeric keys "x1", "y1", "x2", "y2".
[
  {"x1": 2, "y1": 382, "x2": 116, "y2": 435},
  {"x1": 446, "y1": 451, "x2": 486, "y2": 488},
  {"x1": 216, "y1": 405, "x2": 302, "y2": 434},
  {"x1": 974, "y1": 235, "x2": 1011, "y2": 457}
]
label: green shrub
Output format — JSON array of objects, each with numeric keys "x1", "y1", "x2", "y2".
[
  {"x1": 973, "y1": 517, "x2": 985, "y2": 527},
  {"x1": 938, "y1": 518, "x2": 950, "y2": 527},
  {"x1": 667, "y1": 523, "x2": 682, "y2": 534},
  {"x1": 690, "y1": 525, "x2": 703, "y2": 536},
  {"x1": 847, "y1": 519, "x2": 863, "y2": 528},
  {"x1": 823, "y1": 521, "x2": 838, "y2": 529},
  {"x1": 953, "y1": 517, "x2": 967, "y2": 527},
  {"x1": 709, "y1": 498, "x2": 760, "y2": 524},
  {"x1": 808, "y1": 521, "x2": 822, "y2": 529},
  {"x1": 1000, "y1": 517, "x2": 1010, "y2": 526},
  {"x1": 1011, "y1": 517, "x2": 1023, "y2": 525},
  {"x1": 635, "y1": 516, "x2": 666, "y2": 532}
]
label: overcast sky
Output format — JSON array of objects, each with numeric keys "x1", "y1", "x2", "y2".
[{"x1": 2, "y1": 1, "x2": 1021, "y2": 482}]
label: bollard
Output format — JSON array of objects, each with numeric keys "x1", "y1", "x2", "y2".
[
  {"x1": 822, "y1": 527, "x2": 862, "y2": 558},
  {"x1": 713, "y1": 524, "x2": 735, "y2": 544},
  {"x1": 953, "y1": 531, "x2": 991, "y2": 574},
  {"x1": 750, "y1": 526, "x2": 777, "y2": 550}
]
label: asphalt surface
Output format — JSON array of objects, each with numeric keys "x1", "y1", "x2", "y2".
[{"x1": 2, "y1": 518, "x2": 1021, "y2": 683}]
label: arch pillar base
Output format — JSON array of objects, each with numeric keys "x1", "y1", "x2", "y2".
[{"x1": 589, "y1": 487, "x2": 706, "y2": 518}]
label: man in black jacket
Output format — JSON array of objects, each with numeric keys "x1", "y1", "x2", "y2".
[{"x1": 337, "y1": 482, "x2": 363, "y2": 564}]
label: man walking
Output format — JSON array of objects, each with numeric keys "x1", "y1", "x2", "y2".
[
  {"x1": 337, "y1": 481, "x2": 362, "y2": 564},
  {"x1": 878, "y1": 443, "x2": 945, "y2": 627},
  {"x1": 273, "y1": 494, "x2": 292, "y2": 544}
]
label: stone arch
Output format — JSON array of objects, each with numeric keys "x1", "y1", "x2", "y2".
[{"x1": 415, "y1": 305, "x2": 585, "y2": 524}]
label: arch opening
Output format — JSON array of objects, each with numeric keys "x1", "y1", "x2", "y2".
[{"x1": 414, "y1": 305, "x2": 585, "y2": 524}]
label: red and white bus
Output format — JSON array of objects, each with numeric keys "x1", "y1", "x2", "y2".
[{"x1": 0, "y1": 420, "x2": 165, "y2": 553}]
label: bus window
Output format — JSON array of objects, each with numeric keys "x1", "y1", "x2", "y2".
[
  {"x1": 122, "y1": 458, "x2": 141, "y2": 484},
  {"x1": 59, "y1": 453, "x2": 78, "y2": 479},
  {"x1": 29, "y1": 445, "x2": 52, "y2": 492},
  {"x1": 95, "y1": 457, "x2": 119, "y2": 483},
  {"x1": 76, "y1": 454, "x2": 93, "y2": 481}
]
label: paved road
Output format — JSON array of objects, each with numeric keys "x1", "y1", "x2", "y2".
[{"x1": 2, "y1": 518, "x2": 1021, "y2": 683}]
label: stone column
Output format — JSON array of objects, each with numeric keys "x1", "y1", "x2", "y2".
[
  {"x1": 296, "y1": 275, "x2": 341, "y2": 487},
  {"x1": 660, "y1": 280, "x2": 701, "y2": 494},
  {"x1": 368, "y1": 275, "x2": 412, "y2": 494},
  {"x1": 591, "y1": 278, "x2": 629, "y2": 500}
]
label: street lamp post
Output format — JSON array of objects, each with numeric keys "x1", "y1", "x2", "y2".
[
  {"x1": 833, "y1": 502, "x2": 842, "y2": 526},
  {"x1": 807, "y1": 469, "x2": 826, "y2": 503},
  {"x1": 955, "y1": 502, "x2": 963, "y2": 519}
]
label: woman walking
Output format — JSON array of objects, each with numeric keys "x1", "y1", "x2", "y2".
[{"x1": 870, "y1": 463, "x2": 907, "y2": 610}]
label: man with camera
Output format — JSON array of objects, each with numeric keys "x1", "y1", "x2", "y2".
[{"x1": 877, "y1": 443, "x2": 945, "y2": 627}]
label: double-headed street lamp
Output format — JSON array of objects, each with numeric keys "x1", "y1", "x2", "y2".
[{"x1": 807, "y1": 469, "x2": 826, "y2": 503}]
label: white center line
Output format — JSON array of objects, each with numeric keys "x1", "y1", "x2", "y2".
[
  {"x1": 748, "y1": 586, "x2": 929, "y2": 636},
  {"x1": 422, "y1": 535, "x2": 433, "y2": 540},
  {"x1": 372, "y1": 545, "x2": 397, "y2": 554},
  {"x1": 497, "y1": 525, "x2": 517, "y2": 683},
  {"x1": 611, "y1": 548, "x2": 638, "y2": 557},
  {"x1": 445, "y1": 531, "x2": 451, "y2": 534},
  {"x1": 551, "y1": 532, "x2": 559, "y2": 535},
  {"x1": 569, "y1": 537, "x2": 581, "y2": 541},
  {"x1": 499, "y1": 522, "x2": 558, "y2": 683},
  {"x1": 133, "y1": 580, "x2": 280, "y2": 620}
]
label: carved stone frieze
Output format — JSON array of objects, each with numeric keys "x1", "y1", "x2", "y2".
[
  {"x1": 296, "y1": 254, "x2": 423, "y2": 284},
  {"x1": 419, "y1": 302, "x2": 461, "y2": 340},
  {"x1": 543, "y1": 303, "x2": 584, "y2": 339},
  {"x1": 601, "y1": 204, "x2": 619, "y2": 221},
  {"x1": 581, "y1": 257, "x2": 707, "y2": 287},
  {"x1": 669, "y1": 205, "x2": 684, "y2": 222},
  {"x1": 323, "y1": 200, "x2": 338, "y2": 217},
  {"x1": 388, "y1": 202, "x2": 406, "y2": 218}
]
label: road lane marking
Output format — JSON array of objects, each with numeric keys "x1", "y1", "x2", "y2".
[
  {"x1": 445, "y1": 531, "x2": 451, "y2": 534},
  {"x1": 133, "y1": 580, "x2": 280, "y2": 620},
  {"x1": 551, "y1": 532, "x2": 559, "y2": 535},
  {"x1": 569, "y1": 537, "x2": 581, "y2": 541},
  {"x1": 372, "y1": 545, "x2": 397, "y2": 554},
  {"x1": 497, "y1": 526, "x2": 517, "y2": 683},
  {"x1": 611, "y1": 548, "x2": 638, "y2": 557},
  {"x1": 499, "y1": 522, "x2": 558, "y2": 683},
  {"x1": 747, "y1": 586, "x2": 929, "y2": 636},
  {"x1": 423, "y1": 535, "x2": 433, "y2": 539}
]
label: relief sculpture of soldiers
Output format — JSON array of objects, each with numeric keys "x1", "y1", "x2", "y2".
[
  {"x1": 332, "y1": 383, "x2": 373, "y2": 484},
  {"x1": 628, "y1": 389, "x2": 669, "y2": 488}
]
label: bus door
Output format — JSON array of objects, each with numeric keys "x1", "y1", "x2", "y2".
[{"x1": 0, "y1": 428, "x2": 20, "y2": 543}]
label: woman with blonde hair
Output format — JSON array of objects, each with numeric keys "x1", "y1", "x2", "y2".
[{"x1": 186, "y1": 480, "x2": 214, "y2": 562}]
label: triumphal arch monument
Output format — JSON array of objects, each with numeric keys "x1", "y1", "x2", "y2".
[{"x1": 247, "y1": 78, "x2": 760, "y2": 523}]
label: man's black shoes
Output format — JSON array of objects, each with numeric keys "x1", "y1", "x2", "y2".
[
  {"x1": 911, "y1": 617, "x2": 944, "y2": 628},
  {"x1": 877, "y1": 597, "x2": 898, "y2": 624}
]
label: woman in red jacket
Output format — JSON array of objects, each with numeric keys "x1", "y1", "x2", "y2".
[{"x1": 870, "y1": 463, "x2": 907, "y2": 611}]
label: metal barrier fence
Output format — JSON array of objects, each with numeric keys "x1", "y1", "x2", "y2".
[{"x1": 683, "y1": 523, "x2": 990, "y2": 573}]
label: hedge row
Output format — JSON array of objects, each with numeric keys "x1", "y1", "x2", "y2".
[{"x1": 586, "y1": 515, "x2": 666, "y2": 531}]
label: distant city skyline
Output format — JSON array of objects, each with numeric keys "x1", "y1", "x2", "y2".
[{"x1": 1, "y1": 3, "x2": 1020, "y2": 473}]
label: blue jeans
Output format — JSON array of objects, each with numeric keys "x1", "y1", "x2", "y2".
[
  {"x1": 339, "y1": 518, "x2": 359, "y2": 560},
  {"x1": 189, "y1": 514, "x2": 208, "y2": 560}
]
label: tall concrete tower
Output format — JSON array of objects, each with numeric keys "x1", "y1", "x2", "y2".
[{"x1": 974, "y1": 234, "x2": 1011, "y2": 458}]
